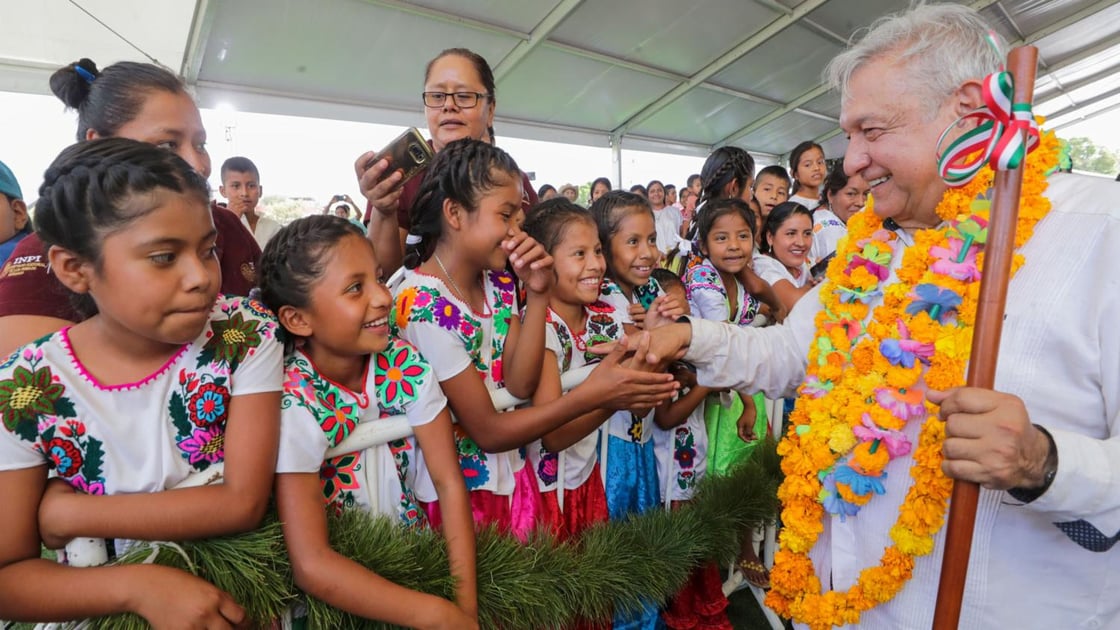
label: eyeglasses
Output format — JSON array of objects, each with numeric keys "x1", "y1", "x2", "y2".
[{"x1": 422, "y1": 91, "x2": 489, "y2": 109}]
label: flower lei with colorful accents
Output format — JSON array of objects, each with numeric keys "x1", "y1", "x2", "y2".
[{"x1": 765, "y1": 127, "x2": 1058, "y2": 628}]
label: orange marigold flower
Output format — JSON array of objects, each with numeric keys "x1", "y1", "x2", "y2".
[{"x1": 770, "y1": 136, "x2": 1055, "y2": 629}]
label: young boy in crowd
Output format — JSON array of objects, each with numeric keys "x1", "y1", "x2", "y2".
[
  {"x1": 220, "y1": 156, "x2": 282, "y2": 249},
  {"x1": 751, "y1": 166, "x2": 792, "y2": 244}
]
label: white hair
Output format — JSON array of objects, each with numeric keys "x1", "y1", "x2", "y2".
[{"x1": 826, "y1": 3, "x2": 1004, "y2": 110}]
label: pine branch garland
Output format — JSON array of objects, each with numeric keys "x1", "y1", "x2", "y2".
[
  {"x1": 310, "y1": 438, "x2": 781, "y2": 629},
  {"x1": 65, "y1": 520, "x2": 292, "y2": 630},
  {"x1": 49, "y1": 439, "x2": 778, "y2": 630}
]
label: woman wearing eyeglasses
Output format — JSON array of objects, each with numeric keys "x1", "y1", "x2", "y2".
[{"x1": 356, "y1": 48, "x2": 538, "y2": 275}]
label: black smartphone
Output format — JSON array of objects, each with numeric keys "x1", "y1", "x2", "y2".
[
  {"x1": 370, "y1": 127, "x2": 435, "y2": 189},
  {"x1": 810, "y1": 252, "x2": 837, "y2": 282}
]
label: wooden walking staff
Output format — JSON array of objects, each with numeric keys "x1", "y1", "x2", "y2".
[{"x1": 931, "y1": 44, "x2": 1040, "y2": 629}]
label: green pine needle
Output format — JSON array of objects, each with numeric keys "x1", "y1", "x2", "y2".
[{"x1": 45, "y1": 438, "x2": 780, "y2": 630}]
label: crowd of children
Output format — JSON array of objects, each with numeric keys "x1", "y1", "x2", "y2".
[{"x1": 0, "y1": 48, "x2": 867, "y2": 630}]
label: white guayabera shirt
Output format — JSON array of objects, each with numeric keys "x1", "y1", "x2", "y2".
[{"x1": 682, "y1": 174, "x2": 1120, "y2": 629}]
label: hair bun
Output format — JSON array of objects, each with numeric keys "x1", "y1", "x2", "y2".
[{"x1": 49, "y1": 58, "x2": 100, "y2": 109}]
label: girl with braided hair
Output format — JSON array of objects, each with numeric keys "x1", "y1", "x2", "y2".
[
  {"x1": 679, "y1": 147, "x2": 786, "y2": 324},
  {"x1": 393, "y1": 139, "x2": 674, "y2": 538},
  {"x1": 0, "y1": 138, "x2": 283, "y2": 627},
  {"x1": 258, "y1": 215, "x2": 478, "y2": 629}
]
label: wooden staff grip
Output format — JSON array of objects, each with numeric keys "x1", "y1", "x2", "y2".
[{"x1": 931, "y1": 44, "x2": 1039, "y2": 629}]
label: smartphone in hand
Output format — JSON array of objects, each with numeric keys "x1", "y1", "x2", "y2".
[
  {"x1": 810, "y1": 251, "x2": 837, "y2": 283},
  {"x1": 370, "y1": 127, "x2": 435, "y2": 190}
]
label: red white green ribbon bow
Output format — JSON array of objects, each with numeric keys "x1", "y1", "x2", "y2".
[{"x1": 936, "y1": 71, "x2": 1040, "y2": 187}]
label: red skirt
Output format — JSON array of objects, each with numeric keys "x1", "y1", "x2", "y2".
[
  {"x1": 537, "y1": 467, "x2": 610, "y2": 541},
  {"x1": 661, "y1": 562, "x2": 731, "y2": 630}
]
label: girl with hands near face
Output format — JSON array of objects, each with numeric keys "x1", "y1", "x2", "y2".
[{"x1": 394, "y1": 141, "x2": 671, "y2": 540}]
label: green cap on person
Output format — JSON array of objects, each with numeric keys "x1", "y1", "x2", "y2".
[{"x1": 0, "y1": 160, "x2": 22, "y2": 200}]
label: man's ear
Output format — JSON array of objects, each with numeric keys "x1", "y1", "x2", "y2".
[
  {"x1": 218, "y1": 184, "x2": 227, "y2": 199},
  {"x1": 277, "y1": 304, "x2": 313, "y2": 339},
  {"x1": 85, "y1": 129, "x2": 101, "y2": 141},
  {"x1": 47, "y1": 245, "x2": 94, "y2": 294},
  {"x1": 953, "y1": 78, "x2": 985, "y2": 118},
  {"x1": 10, "y1": 199, "x2": 28, "y2": 231}
]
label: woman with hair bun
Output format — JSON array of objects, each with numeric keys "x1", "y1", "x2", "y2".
[{"x1": 0, "y1": 57, "x2": 262, "y2": 356}]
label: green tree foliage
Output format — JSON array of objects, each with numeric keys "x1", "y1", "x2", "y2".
[
  {"x1": 260, "y1": 195, "x2": 318, "y2": 225},
  {"x1": 1065, "y1": 136, "x2": 1119, "y2": 175}
]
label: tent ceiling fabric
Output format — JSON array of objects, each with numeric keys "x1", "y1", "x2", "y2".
[{"x1": 1, "y1": 0, "x2": 1119, "y2": 159}]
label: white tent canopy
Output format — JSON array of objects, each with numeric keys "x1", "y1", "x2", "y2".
[{"x1": 3, "y1": 0, "x2": 1120, "y2": 175}]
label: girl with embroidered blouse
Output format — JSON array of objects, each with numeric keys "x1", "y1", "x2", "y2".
[
  {"x1": 393, "y1": 140, "x2": 674, "y2": 540},
  {"x1": 754, "y1": 201, "x2": 817, "y2": 312},
  {"x1": 647, "y1": 269, "x2": 733, "y2": 629},
  {"x1": 521, "y1": 199, "x2": 677, "y2": 544},
  {"x1": 679, "y1": 148, "x2": 786, "y2": 323},
  {"x1": 590, "y1": 190, "x2": 677, "y2": 331},
  {"x1": 258, "y1": 215, "x2": 477, "y2": 628},
  {"x1": 680, "y1": 199, "x2": 771, "y2": 590},
  {"x1": 589, "y1": 190, "x2": 679, "y2": 629},
  {"x1": 0, "y1": 139, "x2": 282, "y2": 627}
]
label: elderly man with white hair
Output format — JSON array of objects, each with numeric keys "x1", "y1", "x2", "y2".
[{"x1": 637, "y1": 3, "x2": 1120, "y2": 628}]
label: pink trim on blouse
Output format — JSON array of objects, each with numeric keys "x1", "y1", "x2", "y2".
[{"x1": 59, "y1": 327, "x2": 190, "y2": 392}]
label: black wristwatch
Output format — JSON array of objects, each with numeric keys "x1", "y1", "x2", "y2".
[{"x1": 1007, "y1": 424, "x2": 1058, "y2": 504}]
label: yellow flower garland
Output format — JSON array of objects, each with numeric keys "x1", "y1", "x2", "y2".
[{"x1": 765, "y1": 129, "x2": 1059, "y2": 629}]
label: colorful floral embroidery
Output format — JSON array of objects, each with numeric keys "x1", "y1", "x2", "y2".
[
  {"x1": 633, "y1": 277, "x2": 663, "y2": 310},
  {"x1": 0, "y1": 297, "x2": 276, "y2": 498},
  {"x1": 548, "y1": 301, "x2": 624, "y2": 372},
  {"x1": 626, "y1": 414, "x2": 644, "y2": 442},
  {"x1": 320, "y1": 453, "x2": 362, "y2": 505},
  {"x1": 374, "y1": 342, "x2": 427, "y2": 406},
  {"x1": 0, "y1": 348, "x2": 78, "y2": 442},
  {"x1": 189, "y1": 382, "x2": 229, "y2": 426},
  {"x1": 199, "y1": 300, "x2": 275, "y2": 369},
  {"x1": 397, "y1": 272, "x2": 518, "y2": 491},
  {"x1": 685, "y1": 260, "x2": 761, "y2": 326},
  {"x1": 435, "y1": 299, "x2": 463, "y2": 330},
  {"x1": 244, "y1": 298, "x2": 274, "y2": 320},
  {"x1": 46, "y1": 436, "x2": 82, "y2": 476},
  {"x1": 177, "y1": 425, "x2": 225, "y2": 466},
  {"x1": 548, "y1": 311, "x2": 576, "y2": 372},
  {"x1": 39, "y1": 420, "x2": 106, "y2": 492},
  {"x1": 673, "y1": 427, "x2": 698, "y2": 492},
  {"x1": 169, "y1": 370, "x2": 231, "y2": 471},
  {"x1": 537, "y1": 449, "x2": 559, "y2": 486},
  {"x1": 584, "y1": 311, "x2": 621, "y2": 363},
  {"x1": 283, "y1": 344, "x2": 429, "y2": 526},
  {"x1": 460, "y1": 451, "x2": 491, "y2": 488},
  {"x1": 282, "y1": 355, "x2": 358, "y2": 448}
]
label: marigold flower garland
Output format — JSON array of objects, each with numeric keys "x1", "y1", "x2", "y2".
[{"x1": 765, "y1": 128, "x2": 1058, "y2": 629}]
